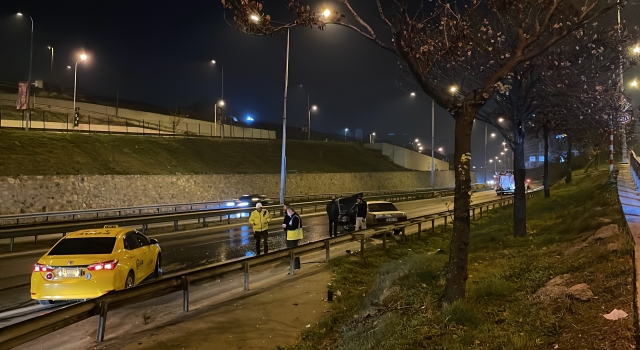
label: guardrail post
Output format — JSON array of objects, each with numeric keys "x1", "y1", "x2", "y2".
[
  {"x1": 417, "y1": 223, "x2": 422, "y2": 238},
  {"x1": 480, "y1": 206, "x2": 483, "y2": 217},
  {"x1": 202, "y1": 217, "x2": 208, "y2": 227},
  {"x1": 382, "y1": 232, "x2": 387, "y2": 249},
  {"x1": 289, "y1": 250, "x2": 295, "y2": 276},
  {"x1": 431, "y1": 219, "x2": 435, "y2": 234},
  {"x1": 35, "y1": 235, "x2": 38, "y2": 244},
  {"x1": 142, "y1": 223, "x2": 148, "y2": 234},
  {"x1": 360, "y1": 238, "x2": 365, "y2": 256},
  {"x1": 472, "y1": 208, "x2": 475, "y2": 220},
  {"x1": 444, "y1": 216, "x2": 447, "y2": 229},
  {"x1": 182, "y1": 276, "x2": 190, "y2": 312},
  {"x1": 96, "y1": 300, "x2": 109, "y2": 343},
  {"x1": 243, "y1": 261, "x2": 250, "y2": 291},
  {"x1": 173, "y1": 220, "x2": 178, "y2": 231},
  {"x1": 10, "y1": 237, "x2": 14, "y2": 251},
  {"x1": 324, "y1": 240, "x2": 330, "y2": 262}
]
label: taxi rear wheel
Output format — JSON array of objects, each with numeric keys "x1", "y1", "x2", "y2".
[
  {"x1": 38, "y1": 300, "x2": 54, "y2": 305},
  {"x1": 125, "y1": 271, "x2": 135, "y2": 289}
]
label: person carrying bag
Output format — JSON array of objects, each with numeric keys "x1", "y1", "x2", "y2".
[{"x1": 282, "y1": 207, "x2": 302, "y2": 271}]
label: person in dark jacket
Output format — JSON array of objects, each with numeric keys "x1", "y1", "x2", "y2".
[
  {"x1": 282, "y1": 207, "x2": 302, "y2": 271},
  {"x1": 326, "y1": 197, "x2": 340, "y2": 237},
  {"x1": 282, "y1": 204, "x2": 291, "y2": 227},
  {"x1": 354, "y1": 197, "x2": 367, "y2": 230}
]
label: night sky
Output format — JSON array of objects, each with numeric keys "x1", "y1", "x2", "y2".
[{"x1": 1, "y1": 1, "x2": 639, "y2": 171}]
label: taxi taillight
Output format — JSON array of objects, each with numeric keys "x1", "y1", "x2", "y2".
[
  {"x1": 33, "y1": 264, "x2": 53, "y2": 272},
  {"x1": 87, "y1": 260, "x2": 119, "y2": 271}
]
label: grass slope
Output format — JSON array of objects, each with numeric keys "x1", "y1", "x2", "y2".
[
  {"x1": 0, "y1": 129, "x2": 408, "y2": 176},
  {"x1": 283, "y1": 169, "x2": 635, "y2": 349}
]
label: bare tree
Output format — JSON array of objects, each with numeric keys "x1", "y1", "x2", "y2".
[
  {"x1": 169, "y1": 109, "x2": 187, "y2": 134},
  {"x1": 221, "y1": 0, "x2": 618, "y2": 303}
]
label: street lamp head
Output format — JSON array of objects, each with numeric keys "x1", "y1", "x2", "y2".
[
  {"x1": 345, "y1": 128, "x2": 348, "y2": 131},
  {"x1": 449, "y1": 86, "x2": 457, "y2": 93},
  {"x1": 218, "y1": 100, "x2": 225, "y2": 106},
  {"x1": 311, "y1": 105, "x2": 318, "y2": 111},
  {"x1": 634, "y1": 46, "x2": 640, "y2": 54},
  {"x1": 489, "y1": 159, "x2": 493, "y2": 163},
  {"x1": 438, "y1": 147, "x2": 443, "y2": 152},
  {"x1": 501, "y1": 152, "x2": 504, "y2": 155},
  {"x1": 410, "y1": 92, "x2": 416, "y2": 97},
  {"x1": 67, "y1": 66, "x2": 71, "y2": 69},
  {"x1": 17, "y1": 12, "x2": 23, "y2": 16},
  {"x1": 250, "y1": 14, "x2": 260, "y2": 22},
  {"x1": 47, "y1": 45, "x2": 52, "y2": 50},
  {"x1": 79, "y1": 54, "x2": 87, "y2": 61},
  {"x1": 495, "y1": 156, "x2": 499, "y2": 159},
  {"x1": 490, "y1": 133, "x2": 496, "y2": 137},
  {"x1": 211, "y1": 60, "x2": 216, "y2": 64},
  {"x1": 415, "y1": 138, "x2": 419, "y2": 142},
  {"x1": 632, "y1": 80, "x2": 638, "y2": 88},
  {"x1": 498, "y1": 117, "x2": 504, "y2": 122},
  {"x1": 372, "y1": 132, "x2": 376, "y2": 136},
  {"x1": 322, "y1": 9, "x2": 331, "y2": 18},
  {"x1": 419, "y1": 146, "x2": 424, "y2": 150}
]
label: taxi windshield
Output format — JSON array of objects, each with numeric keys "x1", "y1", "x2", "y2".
[{"x1": 48, "y1": 238, "x2": 116, "y2": 255}]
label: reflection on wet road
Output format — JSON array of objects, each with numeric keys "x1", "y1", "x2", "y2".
[{"x1": 163, "y1": 216, "x2": 334, "y2": 272}]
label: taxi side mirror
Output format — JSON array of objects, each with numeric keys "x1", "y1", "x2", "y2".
[{"x1": 149, "y1": 238, "x2": 159, "y2": 245}]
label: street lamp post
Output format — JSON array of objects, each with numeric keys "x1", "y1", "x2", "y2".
[
  {"x1": 370, "y1": 132, "x2": 376, "y2": 143},
  {"x1": 47, "y1": 45, "x2": 54, "y2": 73},
  {"x1": 214, "y1": 100, "x2": 224, "y2": 137},
  {"x1": 344, "y1": 128, "x2": 348, "y2": 142},
  {"x1": 72, "y1": 54, "x2": 88, "y2": 114},
  {"x1": 307, "y1": 96, "x2": 317, "y2": 141},
  {"x1": 431, "y1": 99, "x2": 435, "y2": 189},
  {"x1": 279, "y1": 28, "x2": 290, "y2": 205},
  {"x1": 618, "y1": 5, "x2": 629, "y2": 165},
  {"x1": 17, "y1": 13, "x2": 33, "y2": 109}
]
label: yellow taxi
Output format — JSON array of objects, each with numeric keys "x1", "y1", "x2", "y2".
[{"x1": 31, "y1": 225, "x2": 161, "y2": 304}]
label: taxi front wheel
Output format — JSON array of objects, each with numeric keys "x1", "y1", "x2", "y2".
[
  {"x1": 153, "y1": 254, "x2": 162, "y2": 279},
  {"x1": 125, "y1": 271, "x2": 135, "y2": 289}
]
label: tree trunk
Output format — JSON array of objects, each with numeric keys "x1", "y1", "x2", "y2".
[
  {"x1": 565, "y1": 134, "x2": 573, "y2": 183},
  {"x1": 543, "y1": 120, "x2": 550, "y2": 198},
  {"x1": 513, "y1": 139, "x2": 527, "y2": 237},
  {"x1": 442, "y1": 109, "x2": 474, "y2": 304}
]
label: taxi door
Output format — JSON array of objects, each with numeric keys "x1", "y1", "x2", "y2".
[
  {"x1": 132, "y1": 232, "x2": 152, "y2": 280},
  {"x1": 122, "y1": 233, "x2": 141, "y2": 284}
]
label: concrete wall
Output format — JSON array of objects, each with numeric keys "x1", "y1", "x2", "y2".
[
  {"x1": 365, "y1": 143, "x2": 450, "y2": 171},
  {"x1": 0, "y1": 171, "x2": 472, "y2": 215},
  {"x1": 0, "y1": 94, "x2": 276, "y2": 139}
]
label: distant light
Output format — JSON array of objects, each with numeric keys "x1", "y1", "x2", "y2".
[
  {"x1": 419, "y1": 146, "x2": 423, "y2": 150},
  {"x1": 490, "y1": 133, "x2": 496, "y2": 137},
  {"x1": 495, "y1": 156, "x2": 499, "y2": 159},
  {"x1": 67, "y1": 66, "x2": 71, "y2": 69},
  {"x1": 311, "y1": 105, "x2": 318, "y2": 111},
  {"x1": 250, "y1": 14, "x2": 260, "y2": 22},
  {"x1": 345, "y1": 128, "x2": 348, "y2": 131},
  {"x1": 17, "y1": 12, "x2": 23, "y2": 16},
  {"x1": 238, "y1": 202, "x2": 249, "y2": 207},
  {"x1": 246, "y1": 116, "x2": 254, "y2": 122},
  {"x1": 449, "y1": 86, "x2": 457, "y2": 93},
  {"x1": 218, "y1": 100, "x2": 225, "y2": 106},
  {"x1": 634, "y1": 46, "x2": 640, "y2": 54},
  {"x1": 372, "y1": 132, "x2": 376, "y2": 136},
  {"x1": 226, "y1": 202, "x2": 236, "y2": 207},
  {"x1": 322, "y1": 9, "x2": 331, "y2": 18},
  {"x1": 47, "y1": 45, "x2": 52, "y2": 49},
  {"x1": 489, "y1": 160, "x2": 493, "y2": 163},
  {"x1": 415, "y1": 138, "x2": 419, "y2": 142},
  {"x1": 498, "y1": 117, "x2": 504, "y2": 122},
  {"x1": 211, "y1": 60, "x2": 216, "y2": 64},
  {"x1": 80, "y1": 54, "x2": 87, "y2": 61},
  {"x1": 417, "y1": 143, "x2": 421, "y2": 146},
  {"x1": 410, "y1": 92, "x2": 416, "y2": 97},
  {"x1": 473, "y1": 166, "x2": 476, "y2": 169},
  {"x1": 501, "y1": 152, "x2": 504, "y2": 155},
  {"x1": 632, "y1": 80, "x2": 638, "y2": 88},
  {"x1": 438, "y1": 147, "x2": 443, "y2": 152}
]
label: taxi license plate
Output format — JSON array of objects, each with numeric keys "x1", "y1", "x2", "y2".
[
  {"x1": 59, "y1": 268, "x2": 82, "y2": 278},
  {"x1": 386, "y1": 218, "x2": 398, "y2": 222}
]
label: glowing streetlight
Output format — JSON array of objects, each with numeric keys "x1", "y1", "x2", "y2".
[
  {"x1": 491, "y1": 133, "x2": 496, "y2": 137},
  {"x1": 438, "y1": 147, "x2": 444, "y2": 152},
  {"x1": 218, "y1": 100, "x2": 225, "y2": 106},
  {"x1": 370, "y1": 132, "x2": 376, "y2": 143},
  {"x1": 632, "y1": 80, "x2": 638, "y2": 88},
  {"x1": 307, "y1": 103, "x2": 318, "y2": 141},
  {"x1": 634, "y1": 46, "x2": 640, "y2": 53},
  {"x1": 322, "y1": 9, "x2": 331, "y2": 18},
  {"x1": 498, "y1": 117, "x2": 504, "y2": 122},
  {"x1": 17, "y1": 12, "x2": 33, "y2": 110},
  {"x1": 449, "y1": 86, "x2": 457, "y2": 93},
  {"x1": 344, "y1": 128, "x2": 349, "y2": 142},
  {"x1": 47, "y1": 45, "x2": 54, "y2": 73},
  {"x1": 410, "y1": 92, "x2": 416, "y2": 97},
  {"x1": 311, "y1": 105, "x2": 318, "y2": 111},
  {"x1": 214, "y1": 100, "x2": 225, "y2": 137},
  {"x1": 250, "y1": 14, "x2": 260, "y2": 22},
  {"x1": 72, "y1": 53, "x2": 89, "y2": 115},
  {"x1": 415, "y1": 138, "x2": 419, "y2": 143}
]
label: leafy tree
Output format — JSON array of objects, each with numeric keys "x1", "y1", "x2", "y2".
[{"x1": 221, "y1": 0, "x2": 618, "y2": 303}]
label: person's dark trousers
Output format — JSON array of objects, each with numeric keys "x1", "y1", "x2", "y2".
[
  {"x1": 329, "y1": 220, "x2": 339, "y2": 237},
  {"x1": 254, "y1": 230, "x2": 269, "y2": 255},
  {"x1": 286, "y1": 239, "x2": 301, "y2": 269}
]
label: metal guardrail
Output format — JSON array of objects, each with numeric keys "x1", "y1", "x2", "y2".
[
  {"x1": 0, "y1": 191, "x2": 534, "y2": 349},
  {"x1": 0, "y1": 187, "x2": 458, "y2": 226},
  {"x1": 1, "y1": 188, "x2": 461, "y2": 251}
]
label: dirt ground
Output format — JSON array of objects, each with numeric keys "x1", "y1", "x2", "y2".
[{"x1": 93, "y1": 270, "x2": 332, "y2": 350}]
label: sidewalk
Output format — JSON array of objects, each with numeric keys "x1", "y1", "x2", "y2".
[{"x1": 616, "y1": 164, "x2": 640, "y2": 335}]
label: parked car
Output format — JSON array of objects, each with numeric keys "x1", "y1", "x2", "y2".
[
  {"x1": 337, "y1": 193, "x2": 407, "y2": 233},
  {"x1": 31, "y1": 225, "x2": 161, "y2": 305},
  {"x1": 225, "y1": 194, "x2": 274, "y2": 208}
]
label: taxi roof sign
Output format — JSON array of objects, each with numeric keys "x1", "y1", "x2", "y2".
[{"x1": 103, "y1": 225, "x2": 119, "y2": 228}]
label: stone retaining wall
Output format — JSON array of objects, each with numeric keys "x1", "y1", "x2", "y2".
[{"x1": 0, "y1": 171, "x2": 474, "y2": 215}]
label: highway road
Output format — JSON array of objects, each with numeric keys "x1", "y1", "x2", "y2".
[{"x1": 0, "y1": 189, "x2": 502, "y2": 327}]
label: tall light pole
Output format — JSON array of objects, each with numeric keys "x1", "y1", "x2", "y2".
[
  {"x1": 308, "y1": 102, "x2": 317, "y2": 141},
  {"x1": 17, "y1": 13, "x2": 33, "y2": 109},
  {"x1": 485, "y1": 130, "x2": 496, "y2": 184},
  {"x1": 72, "y1": 54, "x2": 88, "y2": 113},
  {"x1": 211, "y1": 60, "x2": 224, "y2": 101},
  {"x1": 431, "y1": 99, "x2": 435, "y2": 189},
  {"x1": 214, "y1": 100, "x2": 224, "y2": 137},
  {"x1": 344, "y1": 128, "x2": 348, "y2": 142},
  {"x1": 47, "y1": 45, "x2": 54, "y2": 73},
  {"x1": 279, "y1": 28, "x2": 290, "y2": 205},
  {"x1": 370, "y1": 132, "x2": 376, "y2": 143}
]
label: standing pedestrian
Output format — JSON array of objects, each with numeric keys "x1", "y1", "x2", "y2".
[
  {"x1": 326, "y1": 197, "x2": 339, "y2": 237},
  {"x1": 282, "y1": 207, "x2": 302, "y2": 271},
  {"x1": 249, "y1": 203, "x2": 271, "y2": 255},
  {"x1": 282, "y1": 204, "x2": 291, "y2": 227},
  {"x1": 354, "y1": 197, "x2": 367, "y2": 231}
]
